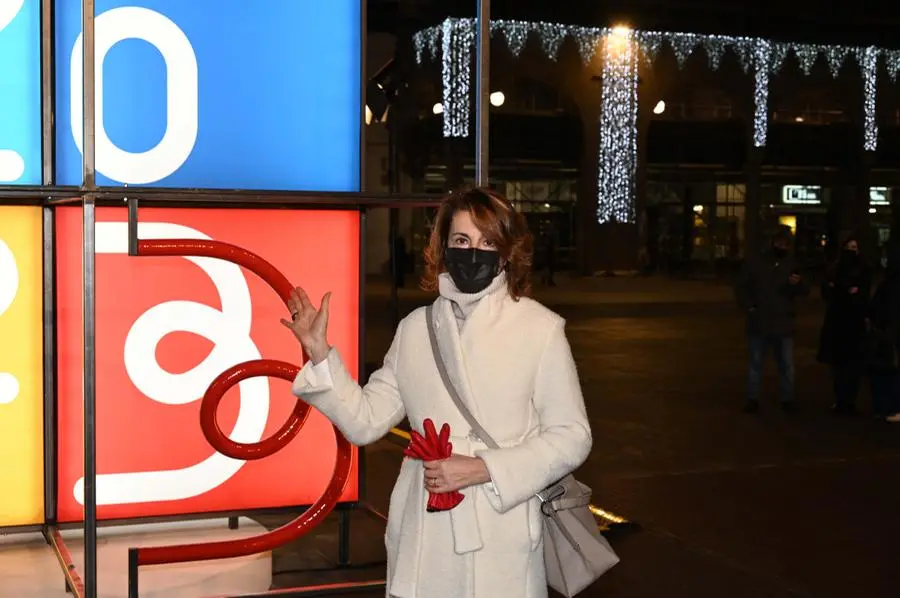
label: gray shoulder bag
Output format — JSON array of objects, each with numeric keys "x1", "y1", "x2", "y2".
[{"x1": 425, "y1": 304, "x2": 619, "y2": 597}]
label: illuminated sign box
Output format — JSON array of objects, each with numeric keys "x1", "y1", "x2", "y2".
[
  {"x1": 782, "y1": 185, "x2": 821, "y2": 205},
  {"x1": 0, "y1": 206, "x2": 44, "y2": 526},
  {"x1": 55, "y1": 0, "x2": 361, "y2": 191},
  {"x1": 870, "y1": 187, "x2": 891, "y2": 206},
  {"x1": 55, "y1": 207, "x2": 360, "y2": 522},
  {"x1": 781, "y1": 185, "x2": 892, "y2": 206},
  {"x1": 0, "y1": 0, "x2": 41, "y2": 184}
]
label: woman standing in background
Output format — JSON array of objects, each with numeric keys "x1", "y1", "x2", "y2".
[
  {"x1": 817, "y1": 237, "x2": 871, "y2": 415},
  {"x1": 868, "y1": 253, "x2": 900, "y2": 421}
]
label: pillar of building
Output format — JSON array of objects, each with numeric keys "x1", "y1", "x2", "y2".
[
  {"x1": 635, "y1": 106, "x2": 651, "y2": 271},
  {"x1": 574, "y1": 92, "x2": 600, "y2": 276},
  {"x1": 853, "y1": 150, "x2": 874, "y2": 252},
  {"x1": 831, "y1": 183, "x2": 854, "y2": 247},
  {"x1": 444, "y1": 137, "x2": 465, "y2": 189},
  {"x1": 743, "y1": 147, "x2": 763, "y2": 259}
]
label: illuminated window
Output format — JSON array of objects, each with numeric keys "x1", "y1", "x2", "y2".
[{"x1": 778, "y1": 215, "x2": 797, "y2": 235}]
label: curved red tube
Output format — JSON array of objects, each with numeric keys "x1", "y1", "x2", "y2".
[
  {"x1": 199, "y1": 360, "x2": 311, "y2": 460},
  {"x1": 137, "y1": 431, "x2": 353, "y2": 565},
  {"x1": 138, "y1": 239, "x2": 296, "y2": 304},
  {"x1": 132, "y1": 238, "x2": 353, "y2": 567}
]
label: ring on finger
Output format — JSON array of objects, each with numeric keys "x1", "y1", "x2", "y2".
[{"x1": 291, "y1": 311, "x2": 299, "y2": 320}]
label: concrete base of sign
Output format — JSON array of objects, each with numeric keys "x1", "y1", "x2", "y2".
[
  {"x1": 0, "y1": 518, "x2": 272, "y2": 598},
  {"x1": 0, "y1": 531, "x2": 70, "y2": 598}
]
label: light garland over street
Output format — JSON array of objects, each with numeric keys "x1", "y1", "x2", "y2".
[{"x1": 414, "y1": 19, "x2": 899, "y2": 223}]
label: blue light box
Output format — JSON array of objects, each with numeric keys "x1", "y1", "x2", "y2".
[
  {"x1": 0, "y1": 0, "x2": 41, "y2": 185},
  {"x1": 55, "y1": 0, "x2": 361, "y2": 191}
]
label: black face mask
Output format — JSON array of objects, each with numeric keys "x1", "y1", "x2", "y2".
[
  {"x1": 772, "y1": 246, "x2": 788, "y2": 259},
  {"x1": 840, "y1": 248, "x2": 859, "y2": 263},
  {"x1": 444, "y1": 248, "x2": 501, "y2": 294}
]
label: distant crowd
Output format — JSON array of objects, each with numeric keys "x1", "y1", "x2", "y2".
[{"x1": 735, "y1": 229, "x2": 900, "y2": 421}]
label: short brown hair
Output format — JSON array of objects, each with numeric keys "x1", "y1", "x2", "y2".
[{"x1": 420, "y1": 187, "x2": 533, "y2": 300}]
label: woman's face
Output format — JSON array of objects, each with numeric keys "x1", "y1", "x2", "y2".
[
  {"x1": 845, "y1": 240, "x2": 859, "y2": 253},
  {"x1": 448, "y1": 210, "x2": 497, "y2": 252}
]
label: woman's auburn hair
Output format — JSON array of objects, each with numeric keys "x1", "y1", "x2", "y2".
[{"x1": 420, "y1": 187, "x2": 533, "y2": 300}]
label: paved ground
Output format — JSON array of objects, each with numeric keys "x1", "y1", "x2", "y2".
[{"x1": 258, "y1": 274, "x2": 900, "y2": 598}]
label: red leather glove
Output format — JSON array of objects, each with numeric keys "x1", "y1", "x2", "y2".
[{"x1": 403, "y1": 418, "x2": 464, "y2": 512}]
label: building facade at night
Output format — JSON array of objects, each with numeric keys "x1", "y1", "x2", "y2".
[{"x1": 364, "y1": 4, "x2": 900, "y2": 276}]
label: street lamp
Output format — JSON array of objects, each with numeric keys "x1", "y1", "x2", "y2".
[
  {"x1": 653, "y1": 100, "x2": 665, "y2": 115},
  {"x1": 490, "y1": 91, "x2": 505, "y2": 107},
  {"x1": 608, "y1": 24, "x2": 631, "y2": 55}
]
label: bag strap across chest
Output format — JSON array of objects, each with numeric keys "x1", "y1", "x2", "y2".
[{"x1": 425, "y1": 303, "x2": 500, "y2": 450}]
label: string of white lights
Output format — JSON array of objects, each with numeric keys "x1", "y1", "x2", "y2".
[
  {"x1": 412, "y1": 26, "x2": 441, "y2": 65},
  {"x1": 598, "y1": 28, "x2": 638, "y2": 223},
  {"x1": 770, "y1": 44, "x2": 789, "y2": 73},
  {"x1": 414, "y1": 19, "x2": 897, "y2": 222},
  {"x1": 753, "y1": 40, "x2": 771, "y2": 148},
  {"x1": 824, "y1": 46, "x2": 849, "y2": 77},
  {"x1": 885, "y1": 50, "x2": 900, "y2": 81},
  {"x1": 636, "y1": 31, "x2": 664, "y2": 66},
  {"x1": 861, "y1": 46, "x2": 878, "y2": 151},
  {"x1": 440, "y1": 19, "x2": 474, "y2": 137},
  {"x1": 702, "y1": 36, "x2": 728, "y2": 70}
]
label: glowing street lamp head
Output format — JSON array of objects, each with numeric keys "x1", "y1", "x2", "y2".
[{"x1": 607, "y1": 25, "x2": 632, "y2": 55}]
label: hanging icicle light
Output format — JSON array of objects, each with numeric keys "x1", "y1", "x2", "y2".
[
  {"x1": 769, "y1": 43, "x2": 789, "y2": 74},
  {"x1": 824, "y1": 46, "x2": 849, "y2": 78},
  {"x1": 861, "y1": 46, "x2": 879, "y2": 151},
  {"x1": 703, "y1": 36, "x2": 728, "y2": 70},
  {"x1": 496, "y1": 19, "x2": 532, "y2": 57},
  {"x1": 753, "y1": 39, "x2": 771, "y2": 148},
  {"x1": 885, "y1": 49, "x2": 900, "y2": 82},
  {"x1": 597, "y1": 27, "x2": 638, "y2": 224},
  {"x1": 537, "y1": 22, "x2": 567, "y2": 60},
  {"x1": 440, "y1": 19, "x2": 474, "y2": 138},
  {"x1": 636, "y1": 30, "x2": 664, "y2": 66},
  {"x1": 413, "y1": 26, "x2": 441, "y2": 65},
  {"x1": 792, "y1": 44, "x2": 819, "y2": 75}
]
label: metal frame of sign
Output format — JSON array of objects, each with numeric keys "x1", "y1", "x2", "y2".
[{"x1": 0, "y1": 1, "x2": 444, "y2": 597}]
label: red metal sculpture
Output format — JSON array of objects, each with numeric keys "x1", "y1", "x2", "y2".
[{"x1": 130, "y1": 239, "x2": 353, "y2": 568}]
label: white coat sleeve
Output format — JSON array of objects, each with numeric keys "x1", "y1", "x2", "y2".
[
  {"x1": 291, "y1": 319, "x2": 407, "y2": 446},
  {"x1": 476, "y1": 320, "x2": 592, "y2": 513}
]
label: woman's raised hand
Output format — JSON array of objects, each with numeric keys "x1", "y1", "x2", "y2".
[{"x1": 280, "y1": 287, "x2": 332, "y2": 364}]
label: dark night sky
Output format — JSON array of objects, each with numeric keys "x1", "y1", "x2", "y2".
[{"x1": 377, "y1": 0, "x2": 900, "y2": 47}]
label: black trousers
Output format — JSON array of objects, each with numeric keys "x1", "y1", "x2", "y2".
[{"x1": 832, "y1": 362, "x2": 864, "y2": 411}]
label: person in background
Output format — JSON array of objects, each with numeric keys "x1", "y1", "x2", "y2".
[
  {"x1": 816, "y1": 237, "x2": 871, "y2": 415},
  {"x1": 867, "y1": 251, "x2": 900, "y2": 422},
  {"x1": 735, "y1": 228, "x2": 810, "y2": 413}
]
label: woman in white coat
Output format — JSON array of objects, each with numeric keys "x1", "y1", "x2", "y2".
[{"x1": 282, "y1": 188, "x2": 592, "y2": 598}]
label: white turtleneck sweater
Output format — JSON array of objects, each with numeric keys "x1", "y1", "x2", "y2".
[
  {"x1": 307, "y1": 272, "x2": 507, "y2": 384},
  {"x1": 438, "y1": 271, "x2": 508, "y2": 332}
]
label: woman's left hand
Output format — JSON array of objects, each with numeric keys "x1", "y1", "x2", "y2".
[{"x1": 423, "y1": 455, "x2": 491, "y2": 493}]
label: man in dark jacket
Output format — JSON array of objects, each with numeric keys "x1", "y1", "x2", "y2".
[
  {"x1": 735, "y1": 229, "x2": 810, "y2": 412},
  {"x1": 868, "y1": 250, "x2": 900, "y2": 421}
]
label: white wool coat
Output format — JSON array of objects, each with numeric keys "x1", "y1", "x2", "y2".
[{"x1": 291, "y1": 285, "x2": 592, "y2": 598}]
